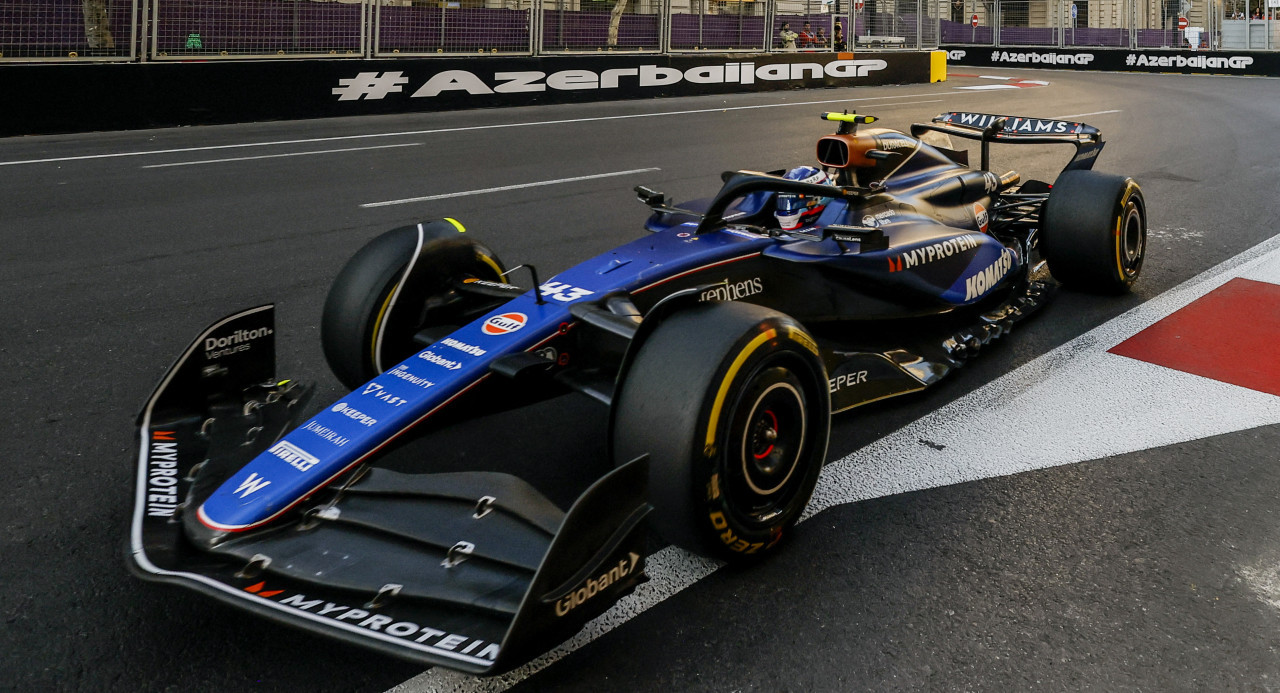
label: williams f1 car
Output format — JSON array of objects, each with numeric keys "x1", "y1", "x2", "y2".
[{"x1": 129, "y1": 111, "x2": 1147, "y2": 674}]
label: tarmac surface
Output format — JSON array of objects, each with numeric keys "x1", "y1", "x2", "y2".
[{"x1": 2, "y1": 68, "x2": 1279, "y2": 691}]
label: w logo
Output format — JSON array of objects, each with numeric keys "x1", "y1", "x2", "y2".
[{"x1": 235, "y1": 473, "x2": 271, "y2": 498}]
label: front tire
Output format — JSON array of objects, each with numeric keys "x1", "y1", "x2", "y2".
[
  {"x1": 1040, "y1": 170, "x2": 1146, "y2": 294},
  {"x1": 611, "y1": 302, "x2": 830, "y2": 563},
  {"x1": 321, "y1": 219, "x2": 505, "y2": 390}
]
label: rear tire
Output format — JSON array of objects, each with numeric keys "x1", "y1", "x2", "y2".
[
  {"x1": 1040, "y1": 170, "x2": 1146, "y2": 293},
  {"x1": 321, "y1": 219, "x2": 505, "y2": 390},
  {"x1": 611, "y1": 302, "x2": 830, "y2": 563}
]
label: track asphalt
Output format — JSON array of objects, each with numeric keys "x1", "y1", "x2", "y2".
[{"x1": 2, "y1": 69, "x2": 1279, "y2": 692}]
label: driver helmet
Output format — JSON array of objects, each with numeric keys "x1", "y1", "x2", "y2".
[{"x1": 775, "y1": 166, "x2": 834, "y2": 231}]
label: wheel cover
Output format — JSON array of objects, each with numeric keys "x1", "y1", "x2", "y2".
[
  {"x1": 726, "y1": 367, "x2": 809, "y2": 526},
  {"x1": 1118, "y1": 199, "x2": 1145, "y2": 279}
]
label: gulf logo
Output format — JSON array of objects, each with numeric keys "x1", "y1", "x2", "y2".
[
  {"x1": 482, "y1": 312, "x2": 528, "y2": 335},
  {"x1": 973, "y1": 201, "x2": 989, "y2": 233}
]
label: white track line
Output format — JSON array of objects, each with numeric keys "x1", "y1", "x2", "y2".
[
  {"x1": 361, "y1": 168, "x2": 661, "y2": 208},
  {"x1": 0, "y1": 91, "x2": 983, "y2": 168},
  {"x1": 139, "y1": 143, "x2": 423, "y2": 168},
  {"x1": 390, "y1": 232, "x2": 1280, "y2": 693},
  {"x1": 1052, "y1": 109, "x2": 1123, "y2": 119}
]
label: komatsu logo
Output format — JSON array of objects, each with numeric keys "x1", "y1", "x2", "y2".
[
  {"x1": 334, "y1": 60, "x2": 889, "y2": 101},
  {"x1": 964, "y1": 249, "x2": 1014, "y2": 300},
  {"x1": 438, "y1": 337, "x2": 486, "y2": 356}
]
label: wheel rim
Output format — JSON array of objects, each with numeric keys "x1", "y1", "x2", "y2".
[
  {"x1": 727, "y1": 367, "x2": 809, "y2": 525},
  {"x1": 1119, "y1": 200, "x2": 1145, "y2": 278}
]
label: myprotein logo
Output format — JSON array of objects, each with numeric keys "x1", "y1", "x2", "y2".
[
  {"x1": 334, "y1": 60, "x2": 889, "y2": 101},
  {"x1": 146, "y1": 430, "x2": 180, "y2": 518},
  {"x1": 1125, "y1": 53, "x2": 1254, "y2": 70},
  {"x1": 888, "y1": 234, "x2": 979, "y2": 272},
  {"x1": 245, "y1": 583, "x2": 499, "y2": 662},
  {"x1": 989, "y1": 50, "x2": 1093, "y2": 65}
]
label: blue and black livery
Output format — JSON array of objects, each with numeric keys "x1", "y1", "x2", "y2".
[{"x1": 129, "y1": 111, "x2": 1146, "y2": 675}]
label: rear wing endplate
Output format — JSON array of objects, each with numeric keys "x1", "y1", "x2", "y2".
[{"x1": 911, "y1": 112, "x2": 1105, "y2": 172}]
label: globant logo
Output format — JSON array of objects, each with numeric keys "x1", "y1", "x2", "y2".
[{"x1": 989, "y1": 50, "x2": 1093, "y2": 65}]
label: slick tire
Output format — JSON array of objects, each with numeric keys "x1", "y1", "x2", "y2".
[
  {"x1": 321, "y1": 219, "x2": 505, "y2": 390},
  {"x1": 611, "y1": 302, "x2": 830, "y2": 563},
  {"x1": 1040, "y1": 170, "x2": 1146, "y2": 294}
]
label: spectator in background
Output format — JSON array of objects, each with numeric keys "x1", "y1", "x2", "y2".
[
  {"x1": 1252, "y1": 7, "x2": 1261, "y2": 18},
  {"x1": 799, "y1": 22, "x2": 818, "y2": 48},
  {"x1": 779, "y1": 22, "x2": 798, "y2": 50},
  {"x1": 834, "y1": 21, "x2": 846, "y2": 50},
  {"x1": 815, "y1": 27, "x2": 829, "y2": 48}
]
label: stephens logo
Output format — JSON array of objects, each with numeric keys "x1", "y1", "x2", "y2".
[
  {"x1": 699, "y1": 277, "x2": 764, "y2": 303},
  {"x1": 482, "y1": 312, "x2": 527, "y2": 335},
  {"x1": 973, "y1": 202, "x2": 989, "y2": 232}
]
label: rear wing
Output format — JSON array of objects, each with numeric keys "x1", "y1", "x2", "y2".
[{"x1": 911, "y1": 112, "x2": 1104, "y2": 172}]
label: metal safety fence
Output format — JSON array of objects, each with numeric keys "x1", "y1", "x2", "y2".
[
  {"x1": 941, "y1": 0, "x2": 1279, "y2": 50},
  {"x1": 0, "y1": 0, "x2": 941, "y2": 61}
]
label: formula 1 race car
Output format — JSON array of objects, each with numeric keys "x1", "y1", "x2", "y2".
[{"x1": 129, "y1": 111, "x2": 1146, "y2": 675}]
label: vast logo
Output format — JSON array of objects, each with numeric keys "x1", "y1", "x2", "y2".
[
  {"x1": 482, "y1": 312, "x2": 527, "y2": 335},
  {"x1": 334, "y1": 60, "x2": 890, "y2": 101}
]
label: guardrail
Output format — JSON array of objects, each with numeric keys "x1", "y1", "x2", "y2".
[{"x1": 0, "y1": 0, "x2": 944, "y2": 61}]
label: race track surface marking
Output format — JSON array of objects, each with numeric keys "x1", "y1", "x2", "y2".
[
  {"x1": 361, "y1": 168, "x2": 662, "y2": 208},
  {"x1": 390, "y1": 231, "x2": 1280, "y2": 693}
]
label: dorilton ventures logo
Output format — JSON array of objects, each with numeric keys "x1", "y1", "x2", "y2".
[{"x1": 333, "y1": 60, "x2": 890, "y2": 101}]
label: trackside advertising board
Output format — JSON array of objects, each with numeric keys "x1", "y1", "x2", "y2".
[
  {"x1": 943, "y1": 46, "x2": 1280, "y2": 76},
  {"x1": 0, "y1": 52, "x2": 934, "y2": 136}
]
